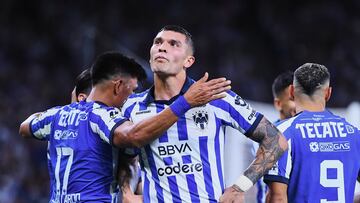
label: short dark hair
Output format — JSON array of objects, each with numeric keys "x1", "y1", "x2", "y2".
[
  {"x1": 272, "y1": 71, "x2": 294, "y2": 98},
  {"x1": 91, "y1": 52, "x2": 147, "y2": 86},
  {"x1": 294, "y1": 63, "x2": 330, "y2": 95},
  {"x1": 74, "y1": 69, "x2": 92, "y2": 97},
  {"x1": 159, "y1": 25, "x2": 195, "y2": 55}
]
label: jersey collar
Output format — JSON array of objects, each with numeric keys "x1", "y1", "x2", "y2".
[{"x1": 143, "y1": 77, "x2": 194, "y2": 106}]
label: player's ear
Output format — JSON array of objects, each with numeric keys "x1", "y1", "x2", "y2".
[
  {"x1": 184, "y1": 56, "x2": 195, "y2": 69},
  {"x1": 289, "y1": 84, "x2": 295, "y2": 100},
  {"x1": 273, "y1": 98, "x2": 281, "y2": 111},
  {"x1": 325, "y1": 86, "x2": 332, "y2": 101},
  {"x1": 77, "y1": 93, "x2": 88, "y2": 102},
  {"x1": 113, "y1": 80, "x2": 123, "y2": 96}
]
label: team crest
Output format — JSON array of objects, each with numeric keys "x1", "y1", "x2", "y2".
[{"x1": 192, "y1": 110, "x2": 209, "y2": 130}]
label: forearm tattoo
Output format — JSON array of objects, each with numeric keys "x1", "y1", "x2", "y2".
[{"x1": 244, "y1": 118, "x2": 286, "y2": 183}]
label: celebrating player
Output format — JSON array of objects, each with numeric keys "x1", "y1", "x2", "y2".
[{"x1": 121, "y1": 25, "x2": 288, "y2": 203}]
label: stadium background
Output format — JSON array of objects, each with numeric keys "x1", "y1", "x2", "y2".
[{"x1": 1, "y1": 0, "x2": 360, "y2": 202}]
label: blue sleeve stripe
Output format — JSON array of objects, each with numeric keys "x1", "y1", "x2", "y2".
[
  {"x1": 226, "y1": 90, "x2": 237, "y2": 97},
  {"x1": 30, "y1": 118, "x2": 45, "y2": 140},
  {"x1": 244, "y1": 114, "x2": 263, "y2": 137},
  {"x1": 263, "y1": 174, "x2": 289, "y2": 185},
  {"x1": 210, "y1": 99, "x2": 251, "y2": 131},
  {"x1": 123, "y1": 102, "x2": 136, "y2": 118},
  {"x1": 89, "y1": 114, "x2": 111, "y2": 138},
  {"x1": 31, "y1": 114, "x2": 57, "y2": 140}
]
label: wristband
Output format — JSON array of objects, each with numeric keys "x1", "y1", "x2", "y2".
[
  {"x1": 170, "y1": 96, "x2": 191, "y2": 117},
  {"x1": 234, "y1": 175, "x2": 253, "y2": 192}
]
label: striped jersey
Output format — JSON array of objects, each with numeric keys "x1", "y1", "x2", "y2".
[
  {"x1": 264, "y1": 110, "x2": 360, "y2": 203},
  {"x1": 30, "y1": 101, "x2": 127, "y2": 203},
  {"x1": 121, "y1": 77, "x2": 263, "y2": 203}
]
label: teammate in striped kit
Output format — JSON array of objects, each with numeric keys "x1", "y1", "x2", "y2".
[
  {"x1": 251, "y1": 71, "x2": 295, "y2": 203},
  {"x1": 121, "y1": 25, "x2": 288, "y2": 203},
  {"x1": 19, "y1": 52, "x2": 230, "y2": 202},
  {"x1": 264, "y1": 63, "x2": 360, "y2": 202}
]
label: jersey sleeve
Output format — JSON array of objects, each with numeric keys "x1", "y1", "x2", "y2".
[
  {"x1": 30, "y1": 106, "x2": 61, "y2": 141},
  {"x1": 263, "y1": 121, "x2": 294, "y2": 185},
  {"x1": 90, "y1": 107, "x2": 128, "y2": 145},
  {"x1": 263, "y1": 138, "x2": 292, "y2": 185},
  {"x1": 211, "y1": 91, "x2": 263, "y2": 136}
]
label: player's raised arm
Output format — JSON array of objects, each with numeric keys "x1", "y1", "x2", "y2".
[
  {"x1": 19, "y1": 112, "x2": 42, "y2": 138},
  {"x1": 112, "y1": 72, "x2": 231, "y2": 148}
]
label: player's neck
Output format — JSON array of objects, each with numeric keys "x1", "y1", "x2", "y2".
[
  {"x1": 295, "y1": 96, "x2": 326, "y2": 113},
  {"x1": 87, "y1": 86, "x2": 115, "y2": 107},
  {"x1": 154, "y1": 72, "x2": 186, "y2": 100}
]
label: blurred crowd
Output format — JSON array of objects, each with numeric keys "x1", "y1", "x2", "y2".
[{"x1": 1, "y1": 0, "x2": 360, "y2": 201}]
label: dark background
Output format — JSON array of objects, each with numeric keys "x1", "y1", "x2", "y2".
[{"x1": 1, "y1": 0, "x2": 360, "y2": 201}]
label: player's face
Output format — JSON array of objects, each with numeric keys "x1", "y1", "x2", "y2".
[
  {"x1": 277, "y1": 86, "x2": 296, "y2": 120},
  {"x1": 150, "y1": 30, "x2": 194, "y2": 77}
]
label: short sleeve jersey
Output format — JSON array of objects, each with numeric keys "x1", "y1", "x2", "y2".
[
  {"x1": 30, "y1": 101, "x2": 127, "y2": 202},
  {"x1": 264, "y1": 110, "x2": 360, "y2": 203},
  {"x1": 121, "y1": 77, "x2": 263, "y2": 203}
]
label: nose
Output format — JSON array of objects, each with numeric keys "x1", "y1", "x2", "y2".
[{"x1": 158, "y1": 42, "x2": 167, "y2": 53}]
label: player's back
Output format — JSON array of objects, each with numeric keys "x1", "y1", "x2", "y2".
[
  {"x1": 32, "y1": 101, "x2": 122, "y2": 202},
  {"x1": 278, "y1": 110, "x2": 360, "y2": 202}
]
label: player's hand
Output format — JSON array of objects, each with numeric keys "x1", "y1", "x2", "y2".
[
  {"x1": 219, "y1": 185, "x2": 245, "y2": 203},
  {"x1": 184, "y1": 72, "x2": 231, "y2": 107}
]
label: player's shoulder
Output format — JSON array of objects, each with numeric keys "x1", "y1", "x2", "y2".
[
  {"x1": 210, "y1": 90, "x2": 247, "y2": 106},
  {"x1": 127, "y1": 90, "x2": 149, "y2": 103},
  {"x1": 123, "y1": 89, "x2": 150, "y2": 109},
  {"x1": 86, "y1": 101, "x2": 121, "y2": 118},
  {"x1": 276, "y1": 114, "x2": 301, "y2": 135},
  {"x1": 40, "y1": 105, "x2": 63, "y2": 117}
]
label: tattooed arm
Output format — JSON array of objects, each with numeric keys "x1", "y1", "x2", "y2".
[
  {"x1": 219, "y1": 117, "x2": 288, "y2": 203},
  {"x1": 243, "y1": 117, "x2": 288, "y2": 183}
]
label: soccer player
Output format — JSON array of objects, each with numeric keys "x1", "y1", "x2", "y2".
[
  {"x1": 19, "y1": 52, "x2": 231, "y2": 202},
  {"x1": 252, "y1": 71, "x2": 295, "y2": 203},
  {"x1": 264, "y1": 63, "x2": 360, "y2": 202},
  {"x1": 121, "y1": 25, "x2": 288, "y2": 203}
]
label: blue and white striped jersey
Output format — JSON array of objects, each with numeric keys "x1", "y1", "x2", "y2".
[
  {"x1": 30, "y1": 101, "x2": 127, "y2": 203},
  {"x1": 121, "y1": 77, "x2": 263, "y2": 203},
  {"x1": 264, "y1": 110, "x2": 360, "y2": 203}
]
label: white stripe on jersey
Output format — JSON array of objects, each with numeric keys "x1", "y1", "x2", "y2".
[
  {"x1": 277, "y1": 115, "x2": 299, "y2": 132},
  {"x1": 32, "y1": 106, "x2": 61, "y2": 140},
  {"x1": 33, "y1": 123, "x2": 52, "y2": 139},
  {"x1": 285, "y1": 139, "x2": 292, "y2": 179},
  {"x1": 90, "y1": 121, "x2": 110, "y2": 144}
]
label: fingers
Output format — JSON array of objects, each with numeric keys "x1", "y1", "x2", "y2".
[
  {"x1": 198, "y1": 72, "x2": 209, "y2": 83},
  {"x1": 210, "y1": 92, "x2": 228, "y2": 101},
  {"x1": 209, "y1": 80, "x2": 232, "y2": 93}
]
